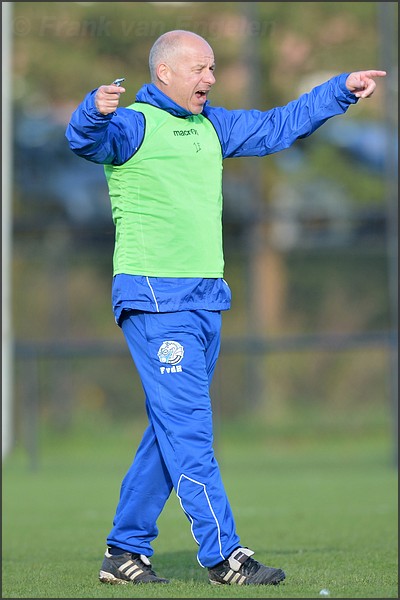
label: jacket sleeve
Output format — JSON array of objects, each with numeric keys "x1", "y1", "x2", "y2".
[
  {"x1": 205, "y1": 73, "x2": 359, "y2": 159},
  {"x1": 65, "y1": 89, "x2": 145, "y2": 165}
]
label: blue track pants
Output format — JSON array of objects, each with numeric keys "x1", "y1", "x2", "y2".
[{"x1": 106, "y1": 309, "x2": 240, "y2": 567}]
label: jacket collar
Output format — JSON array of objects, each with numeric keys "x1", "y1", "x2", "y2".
[{"x1": 135, "y1": 83, "x2": 209, "y2": 118}]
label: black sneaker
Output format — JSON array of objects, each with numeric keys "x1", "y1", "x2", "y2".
[
  {"x1": 99, "y1": 549, "x2": 169, "y2": 584},
  {"x1": 208, "y1": 547, "x2": 285, "y2": 586}
]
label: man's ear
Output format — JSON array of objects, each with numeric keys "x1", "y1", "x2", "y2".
[{"x1": 156, "y1": 63, "x2": 170, "y2": 86}]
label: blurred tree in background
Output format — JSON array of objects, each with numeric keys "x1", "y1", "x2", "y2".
[
  {"x1": 12, "y1": 2, "x2": 385, "y2": 108},
  {"x1": 7, "y1": 2, "x2": 398, "y2": 449}
]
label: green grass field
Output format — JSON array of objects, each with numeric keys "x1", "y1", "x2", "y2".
[{"x1": 2, "y1": 411, "x2": 398, "y2": 598}]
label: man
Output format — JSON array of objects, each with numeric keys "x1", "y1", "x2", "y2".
[{"x1": 65, "y1": 29, "x2": 386, "y2": 586}]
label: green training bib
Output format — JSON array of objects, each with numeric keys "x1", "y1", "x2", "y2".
[{"x1": 104, "y1": 102, "x2": 224, "y2": 277}]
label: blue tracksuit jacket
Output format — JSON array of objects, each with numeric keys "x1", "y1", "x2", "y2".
[{"x1": 65, "y1": 75, "x2": 358, "y2": 567}]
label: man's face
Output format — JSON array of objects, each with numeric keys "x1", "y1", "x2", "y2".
[{"x1": 159, "y1": 39, "x2": 216, "y2": 114}]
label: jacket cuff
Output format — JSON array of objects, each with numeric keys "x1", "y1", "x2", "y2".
[
  {"x1": 85, "y1": 88, "x2": 115, "y2": 120},
  {"x1": 336, "y1": 73, "x2": 359, "y2": 104}
]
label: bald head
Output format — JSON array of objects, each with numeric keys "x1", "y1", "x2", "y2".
[{"x1": 149, "y1": 30, "x2": 213, "y2": 83}]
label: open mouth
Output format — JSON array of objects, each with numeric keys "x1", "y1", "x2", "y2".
[{"x1": 195, "y1": 90, "x2": 207, "y2": 100}]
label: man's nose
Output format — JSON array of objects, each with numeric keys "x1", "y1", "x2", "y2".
[{"x1": 204, "y1": 70, "x2": 216, "y2": 85}]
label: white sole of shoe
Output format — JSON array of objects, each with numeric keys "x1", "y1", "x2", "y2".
[{"x1": 99, "y1": 570, "x2": 128, "y2": 584}]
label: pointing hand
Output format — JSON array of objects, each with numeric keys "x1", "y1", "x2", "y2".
[{"x1": 346, "y1": 70, "x2": 387, "y2": 99}]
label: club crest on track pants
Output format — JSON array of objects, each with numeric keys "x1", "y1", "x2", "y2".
[{"x1": 106, "y1": 309, "x2": 241, "y2": 567}]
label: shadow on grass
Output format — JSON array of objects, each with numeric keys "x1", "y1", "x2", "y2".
[
  {"x1": 153, "y1": 545, "x2": 341, "y2": 583},
  {"x1": 153, "y1": 550, "x2": 209, "y2": 583}
]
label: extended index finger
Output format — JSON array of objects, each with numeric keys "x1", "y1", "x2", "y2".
[{"x1": 363, "y1": 70, "x2": 387, "y2": 78}]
